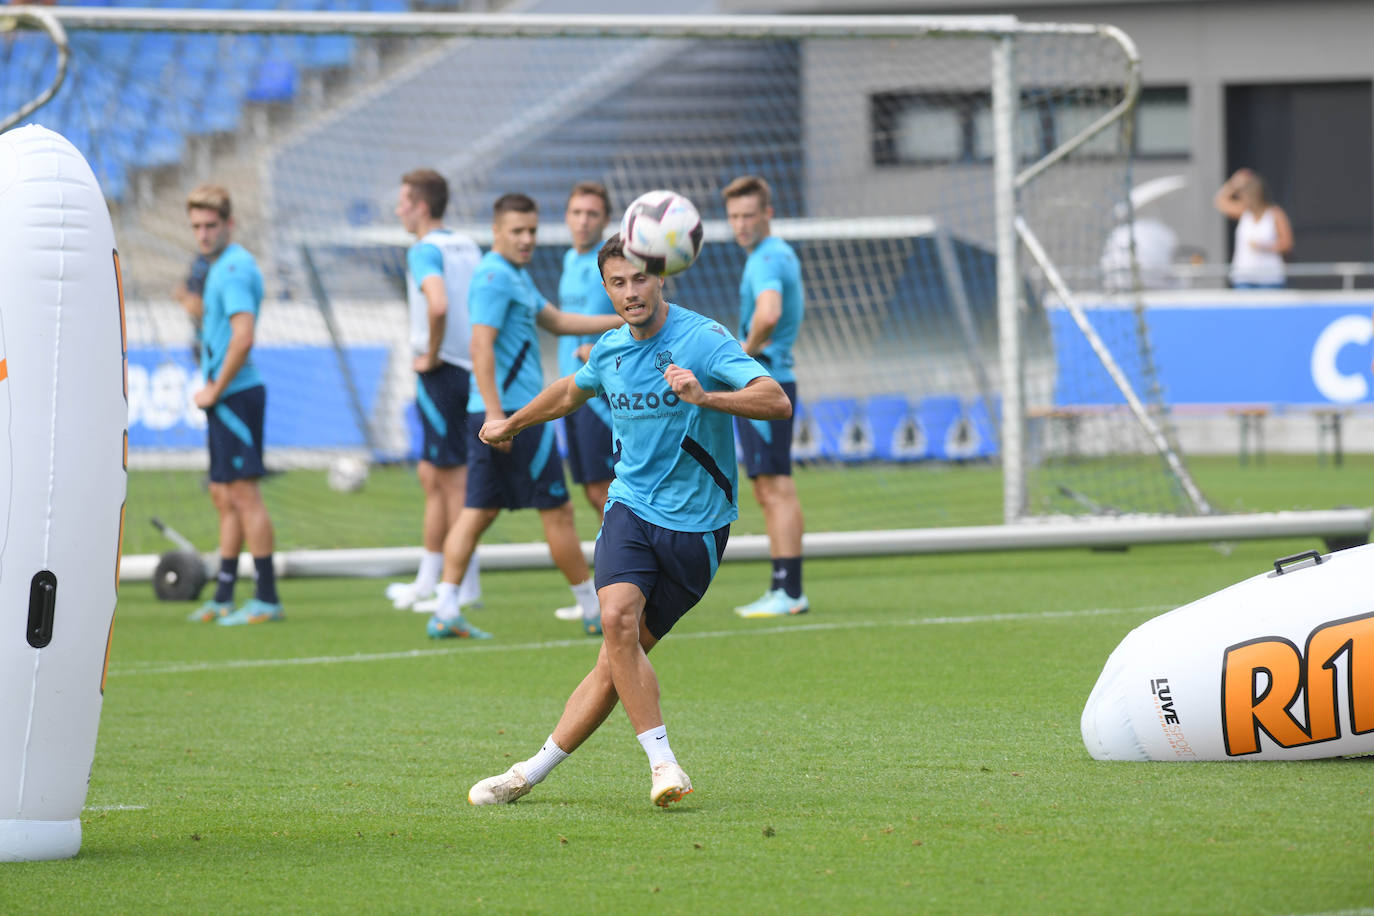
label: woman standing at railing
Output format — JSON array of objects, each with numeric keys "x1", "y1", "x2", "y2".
[{"x1": 1214, "y1": 168, "x2": 1294, "y2": 289}]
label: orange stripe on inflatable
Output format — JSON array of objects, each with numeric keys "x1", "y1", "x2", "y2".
[
  {"x1": 114, "y1": 249, "x2": 128, "y2": 401},
  {"x1": 0, "y1": 358, "x2": 7, "y2": 382},
  {"x1": 104, "y1": 500, "x2": 125, "y2": 694},
  {"x1": 100, "y1": 612, "x2": 116, "y2": 696},
  {"x1": 115, "y1": 498, "x2": 125, "y2": 589},
  {"x1": 113, "y1": 248, "x2": 127, "y2": 353}
]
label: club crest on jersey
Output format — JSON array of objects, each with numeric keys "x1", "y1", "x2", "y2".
[
  {"x1": 654, "y1": 350, "x2": 673, "y2": 371},
  {"x1": 616, "y1": 355, "x2": 622, "y2": 371}
]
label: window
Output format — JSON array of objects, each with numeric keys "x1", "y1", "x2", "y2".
[
  {"x1": 871, "y1": 85, "x2": 1190, "y2": 166},
  {"x1": 1136, "y1": 87, "x2": 1190, "y2": 158}
]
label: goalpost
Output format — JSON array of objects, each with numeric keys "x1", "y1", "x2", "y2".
[{"x1": 8, "y1": 7, "x2": 1367, "y2": 579}]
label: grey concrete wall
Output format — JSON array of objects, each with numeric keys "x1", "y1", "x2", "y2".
[{"x1": 722, "y1": 0, "x2": 1374, "y2": 269}]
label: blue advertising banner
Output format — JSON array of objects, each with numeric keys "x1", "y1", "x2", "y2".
[
  {"x1": 128, "y1": 345, "x2": 390, "y2": 450},
  {"x1": 1051, "y1": 295, "x2": 1374, "y2": 407}
]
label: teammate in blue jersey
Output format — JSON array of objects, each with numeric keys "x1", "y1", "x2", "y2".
[
  {"x1": 557, "y1": 182, "x2": 618, "y2": 517},
  {"x1": 425, "y1": 193, "x2": 623, "y2": 640},
  {"x1": 467, "y1": 233, "x2": 790, "y2": 808},
  {"x1": 384, "y1": 168, "x2": 484, "y2": 613},
  {"x1": 723, "y1": 175, "x2": 810, "y2": 618},
  {"x1": 551, "y1": 182, "x2": 618, "y2": 624},
  {"x1": 183, "y1": 185, "x2": 283, "y2": 627}
]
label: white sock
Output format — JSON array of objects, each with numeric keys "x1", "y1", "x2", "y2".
[
  {"x1": 571, "y1": 578, "x2": 599, "y2": 621},
  {"x1": 522, "y1": 735, "x2": 570, "y2": 785},
  {"x1": 636, "y1": 725, "x2": 677, "y2": 768},
  {"x1": 415, "y1": 551, "x2": 444, "y2": 594},
  {"x1": 434, "y1": 582, "x2": 462, "y2": 621},
  {"x1": 457, "y1": 552, "x2": 481, "y2": 606}
]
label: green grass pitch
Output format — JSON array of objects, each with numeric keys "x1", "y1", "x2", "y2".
[{"x1": 8, "y1": 456, "x2": 1374, "y2": 913}]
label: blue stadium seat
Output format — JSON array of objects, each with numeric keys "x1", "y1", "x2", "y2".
[
  {"x1": 917, "y1": 396, "x2": 996, "y2": 461},
  {"x1": 808, "y1": 398, "x2": 863, "y2": 461},
  {"x1": 868, "y1": 395, "x2": 929, "y2": 462},
  {"x1": 246, "y1": 59, "x2": 298, "y2": 103},
  {"x1": 196, "y1": 81, "x2": 244, "y2": 134}
]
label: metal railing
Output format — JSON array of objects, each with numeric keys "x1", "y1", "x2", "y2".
[{"x1": 1169, "y1": 262, "x2": 1374, "y2": 290}]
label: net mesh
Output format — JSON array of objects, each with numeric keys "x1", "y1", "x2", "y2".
[{"x1": 0, "y1": 13, "x2": 1203, "y2": 556}]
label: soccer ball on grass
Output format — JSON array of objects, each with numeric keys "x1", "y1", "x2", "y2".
[
  {"x1": 327, "y1": 455, "x2": 369, "y2": 492},
  {"x1": 619, "y1": 190, "x2": 704, "y2": 277}
]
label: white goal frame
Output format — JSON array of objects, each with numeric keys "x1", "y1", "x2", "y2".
[{"x1": 16, "y1": 8, "x2": 1370, "y2": 576}]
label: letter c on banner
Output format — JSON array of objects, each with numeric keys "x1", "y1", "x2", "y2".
[{"x1": 1311, "y1": 314, "x2": 1372, "y2": 403}]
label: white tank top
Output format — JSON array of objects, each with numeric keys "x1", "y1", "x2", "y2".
[
  {"x1": 408, "y1": 229, "x2": 481, "y2": 369},
  {"x1": 1230, "y1": 208, "x2": 1286, "y2": 286}
]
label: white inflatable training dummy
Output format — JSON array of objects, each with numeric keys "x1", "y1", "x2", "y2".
[
  {"x1": 1083, "y1": 543, "x2": 1374, "y2": 761},
  {"x1": 0, "y1": 124, "x2": 127, "y2": 860}
]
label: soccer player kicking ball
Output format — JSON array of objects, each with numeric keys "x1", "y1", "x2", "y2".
[{"x1": 467, "y1": 234, "x2": 790, "y2": 808}]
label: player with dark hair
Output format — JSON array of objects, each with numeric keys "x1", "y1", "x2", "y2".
[
  {"x1": 722, "y1": 175, "x2": 809, "y2": 618},
  {"x1": 385, "y1": 168, "x2": 484, "y2": 612},
  {"x1": 183, "y1": 184, "x2": 283, "y2": 626},
  {"x1": 425, "y1": 192, "x2": 622, "y2": 640},
  {"x1": 467, "y1": 232, "x2": 790, "y2": 807}
]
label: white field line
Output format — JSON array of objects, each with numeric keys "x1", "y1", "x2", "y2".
[{"x1": 110, "y1": 605, "x2": 1168, "y2": 678}]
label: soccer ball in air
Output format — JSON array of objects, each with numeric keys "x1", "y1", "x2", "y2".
[
  {"x1": 327, "y1": 455, "x2": 369, "y2": 493},
  {"x1": 619, "y1": 190, "x2": 704, "y2": 277}
]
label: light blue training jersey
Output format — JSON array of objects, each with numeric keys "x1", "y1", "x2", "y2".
[
  {"x1": 200, "y1": 242, "x2": 264, "y2": 397},
  {"x1": 738, "y1": 234, "x2": 804, "y2": 384},
  {"x1": 556, "y1": 243, "x2": 615, "y2": 377},
  {"x1": 574, "y1": 304, "x2": 769, "y2": 532},
  {"x1": 466, "y1": 251, "x2": 548, "y2": 413},
  {"x1": 406, "y1": 229, "x2": 481, "y2": 369}
]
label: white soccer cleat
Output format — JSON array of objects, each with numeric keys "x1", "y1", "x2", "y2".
[
  {"x1": 388, "y1": 581, "x2": 435, "y2": 611},
  {"x1": 468, "y1": 763, "x2": 532, "y2": 805},
  {"x1": 553, "y1": 605, "x2": 582, "y2": 621},
  {"x1": 649, "y1": 762, "x2": 693, "y2": 808}
]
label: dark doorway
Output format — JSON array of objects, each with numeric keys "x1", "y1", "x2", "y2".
[{"x1": 1225, "y1": 81, "x2": 1373, "y2": 287}]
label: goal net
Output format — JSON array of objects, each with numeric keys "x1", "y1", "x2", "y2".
[{"x1": 5, "y1": 9, "x2": 1239, "y2": 565}]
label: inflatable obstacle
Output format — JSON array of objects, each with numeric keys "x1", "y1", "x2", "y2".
[
  {"x1": 0, "y1": 125, "x2": 127, "y2": 861},
  {"x1": 1083, "y1": 544, "x2": 1374, "y2": 761}
]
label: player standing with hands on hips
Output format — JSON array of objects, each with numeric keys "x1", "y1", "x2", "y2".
[
  {"x1": 723, "y1": 175, "x2": 810, "y2": 617},
  {"x1": 467, "y1": 232, "x2": 790, "y2": 808},
  {"x1": 183, "y1": 184, "x2": 283, "y2": 626},
  {"x1": 552, "y1": 182, "x2": 620, "y2": 623},
  {"x1": 384, "y1": 168, "x2": 484, "y2": 613}
]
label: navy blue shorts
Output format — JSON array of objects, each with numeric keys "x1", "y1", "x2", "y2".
[
  {"x1": 465, "y1": 413, "x2": 570, "y2": 510},
  {"x1": 736, "y1": 380, "x2": 796, "y2": 478},
  {"x1": 594, "y1": 501, "x2": 730, "y2": 640},
  {"x1": 416, "y1": 362, "x2": 470, "y2": 468},
  {"x1": 207, "y1": 384, "x2": 267, "y2": 483},
  {"x1": 564, "y1": 399, "x2": 616, "y2": 485}
]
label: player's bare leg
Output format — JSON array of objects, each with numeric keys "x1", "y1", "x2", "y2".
[
  {"x1": 599, "y1": 582, "x2": 692, "y2": 806},
  {"x1": 390, "y1": 464, "x2": 478, "y2": 610},
  {"x1": 737, "y1": 474, "x2": 809, "y2": 617},
  {"x1": 427, "y1": 506, "x2": 497, "y2": 639},
  {"x1": 470, "y1": 585, "x2": 689, "y2": 806},
  {"x1": 582, "y1": 479, "x2": 609, "y2": 520},
  {"x1": 555, "y1": 480, "x2": 611, "y2": 622},
  {"x1": 191, "y1": 482, "x2": 243, "y2": 621},
  {"x1": 215, "y1": 479, "x2": 282, "y2": 625},
  {"x1": 540, "y1": 503, "x2": 601, "y2": 634}
]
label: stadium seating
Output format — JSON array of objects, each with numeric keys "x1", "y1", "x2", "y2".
[{"x1": 1, "y1": 0, "x2": 378, "y2": 203}]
